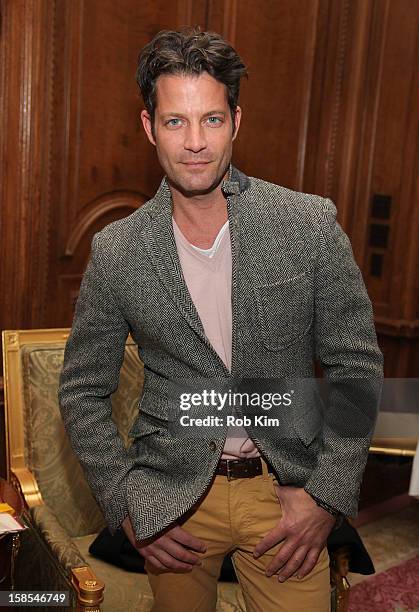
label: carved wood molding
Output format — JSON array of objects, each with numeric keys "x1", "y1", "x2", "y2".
[
  {"x1": 351, "y1": 0, "x2": 391, "y2": 266},
  {"x1": 316, "y1": 0, "x2": 375, "y2": 231},
  {"x1": 305, "y1": 0, "x2": 377, "y2": 239},
  {"x1": 58, "y1": 0, "x2": 83, "y2": 241},
  {"x1": 375, "y1": 316, "x2": 419, "y2": 339},
  {"x1": 295, "y1": 0, "x2": 320, "y2": 191},
  {"x1": 386, "y1": 10, "x2": 419, "y2": 321},
  {"x1": 334, "y1": 0, "x2": 374, "y2": 234},
  {"x1": 0, "y1": 0, "x2": 56, "y2": 329},
  {"x1": 64, "y1": 191, "x2": 149, "y2": 256},
  {"x1": 325, "y1": 0, "x2": 351, "y2": 199}
]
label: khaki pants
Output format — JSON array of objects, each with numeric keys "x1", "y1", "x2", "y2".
[{"x1": 145, "y1": 457, "x2": 331, "y2": 612}]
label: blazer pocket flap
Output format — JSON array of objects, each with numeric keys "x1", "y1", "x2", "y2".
[
  {"x1": 128, "y1": 413, "x2": 163, "y2": 439},
  {"x1": 293, "y1": 408, "x2": 323, "y2": 447}
]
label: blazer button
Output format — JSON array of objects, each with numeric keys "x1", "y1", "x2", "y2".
[{"x1": 208, "y1": 441, "x2": 217, "y2": 452}]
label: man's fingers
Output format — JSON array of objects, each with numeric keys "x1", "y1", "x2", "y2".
[
  {"x1": 132, "y1": 523, "x2": 207, "y2": 571},
  {"x1": 263, "y1": 541, "x2": 298, "y2": 576},
  {"x1": 253, "y1": 526, "x2": 285, "y2": 558},
  {"x1": 171, "y1": 525, "x2": 207, "y2": 552},
  {"x1": 148, "y1": 547, "x2": 196, "y2": 572},
  {"x1": 267, "y1": 545, "x2": 308, "y2": 580},
  {"x1": 146, "y1": 555, "x2": 167, "y2": 571},
  {"x1": 156, "y1": 537, "x2": 204, "y2": 565},
  {"x1": 295, "y1": 548, "x2": 322, "y2": 579}
]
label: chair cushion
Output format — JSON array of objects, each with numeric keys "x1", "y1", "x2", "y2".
[{"x1": 20, "y1": 342, "x2": 144, "y2": 537}]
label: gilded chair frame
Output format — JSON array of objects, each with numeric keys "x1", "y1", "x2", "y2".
[
  {"x1": 3, "y1": 329, "x2": 70, "y2": 505},
  {"x1": 3, "y1": 328, "x2": 105, "y2": 609},
  {"x1": 370, "y1": 439, "x2": 416, "y2": 457}
]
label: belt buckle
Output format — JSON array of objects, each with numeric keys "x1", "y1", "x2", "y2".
[{"x1": 226, "y1": 460, "x2": 237, "y2": 481}]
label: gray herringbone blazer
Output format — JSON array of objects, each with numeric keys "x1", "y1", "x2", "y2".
[{"x1": 58, "y1": 164, "x2": 383, "y2": 541}]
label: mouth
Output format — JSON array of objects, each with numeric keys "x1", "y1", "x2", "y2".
[{"x1": 181, "y1": 161, "x2": 211, "y2": 167}]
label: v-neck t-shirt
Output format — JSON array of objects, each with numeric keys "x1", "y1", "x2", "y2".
[{"x1": 172, "y1": 217, "x2": 260, "y2": 460}]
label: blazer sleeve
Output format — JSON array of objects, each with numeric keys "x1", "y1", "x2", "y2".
[
  {"x1": 58, "y1": 232, "x2": 132, "y2": 533},
  {"x1": 303, "y1": 198, "x2": 384, "y2": 518}
]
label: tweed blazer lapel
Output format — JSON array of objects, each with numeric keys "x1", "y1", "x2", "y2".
[{"x1": 143, "y1": 178, "x2": 208, "y2": 345}]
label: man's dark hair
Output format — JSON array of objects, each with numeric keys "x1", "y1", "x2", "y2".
[{"x1": 136, "y1": 27, "x2": 248, "y2": 134}]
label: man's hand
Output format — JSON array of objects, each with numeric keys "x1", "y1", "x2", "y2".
[
  {"x1": 121, "y1": 515, "x2": 207, "y2": 572},
  {"x1": 253, "y1": 484, "x2": 336, "y2": 581}
]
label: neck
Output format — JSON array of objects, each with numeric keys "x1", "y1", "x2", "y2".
[
  {"x1": 170, "y1": 170, "x2": 229, "y2": 231},
  {"x1": 170, "y1": 177, "x2": 229, "y2": 249}
]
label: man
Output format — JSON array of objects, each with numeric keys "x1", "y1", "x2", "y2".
[{"x1": 59, "y1": 27, "x2": 383, "y2": 611}]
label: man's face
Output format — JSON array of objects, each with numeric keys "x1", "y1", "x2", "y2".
[{"x1": 141, "y1": 72, "x2": 241, "y2": 197}]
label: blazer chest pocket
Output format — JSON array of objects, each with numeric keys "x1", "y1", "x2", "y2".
[{"x1": 254, "y1": 273, "x2": 314, "y2": 351}]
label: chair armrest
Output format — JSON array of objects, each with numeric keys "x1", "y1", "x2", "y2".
[
  {"x1": 30, "y1": 504, "x2": 104, "y2": 608},
  {"x1": 30, "y1": 504, "x2": 87, "y2": 571},
  {"x1": 71, "y1": 566, "x2": 105, "y2": 608}
]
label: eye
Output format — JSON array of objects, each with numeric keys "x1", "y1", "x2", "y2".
[
  {"x1": 166, "y1": 118, "x2": 182, "y2": 127},
  {"x1": 207, "y1": 116, "x2": 222, "y2": 125}
]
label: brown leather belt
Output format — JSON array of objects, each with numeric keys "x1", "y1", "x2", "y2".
[{"x1": 216, "y1": 456, "x2": 275, "y2": 480}]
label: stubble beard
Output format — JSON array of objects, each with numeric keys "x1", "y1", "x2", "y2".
[{"x1": 166, "y1": 158, "x2": 231, "y2": 199}]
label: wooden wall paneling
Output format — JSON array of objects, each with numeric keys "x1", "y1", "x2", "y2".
[
  {"x1": 352, "y1": 0, "x2": 394, "y2": 310},
  {"x1": 300, "y1": 0, "x2": 333, "y2": 199},
  {"x1": 345, "y1": 0, "x2": 390, "y2": 268},
  {"x1": 207, "y1": 0, "x2": 374, "y2": 238},
  {"x1": 388, "y1": 17, "x2": 419, "y2": 324},
  {"x1": 0, "y1": 0, "x2": 55, "y2": 331},
  {"x1": 350, "y1": 0, "x2": 419, "y2": 350},
  {"x1": 0, "y1": 0, "x2": 208, "y2": 331},
  {"x1": 328, "y1": 0, "x2": 373, "y2": 235},
  {"x1": 206, "y1": 0, "x2": 321, "y2": 191},
  {"x1": 304, "y1": 0, "x2": 375, "y2": 238},
  {"x1": 177, "y1": 0, "x2": 208, "y2": 27}
]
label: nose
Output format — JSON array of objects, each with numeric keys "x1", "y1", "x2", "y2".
[{"x1": 183, "y1": 123, "x2": 207, "y2": 153}]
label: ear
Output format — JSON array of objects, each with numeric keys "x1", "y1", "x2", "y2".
[
  {"x1": 140, "y1": 109, "x2": 156, "y2": 146},
  {"x1": 232, "y1": 106, "x2": 242, "y2": 141}
]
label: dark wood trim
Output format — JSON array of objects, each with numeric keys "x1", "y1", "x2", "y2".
[{"x1": 376, "y1": 317, "x2": 419, "y2": 338}]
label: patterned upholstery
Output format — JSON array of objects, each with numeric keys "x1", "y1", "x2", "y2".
[
  {"x1": 20, "y1": 341, "x2": 142, "y2": 537},
  {"x1": 17, "y1": 338, "x2": 245, "y2": 610}
]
